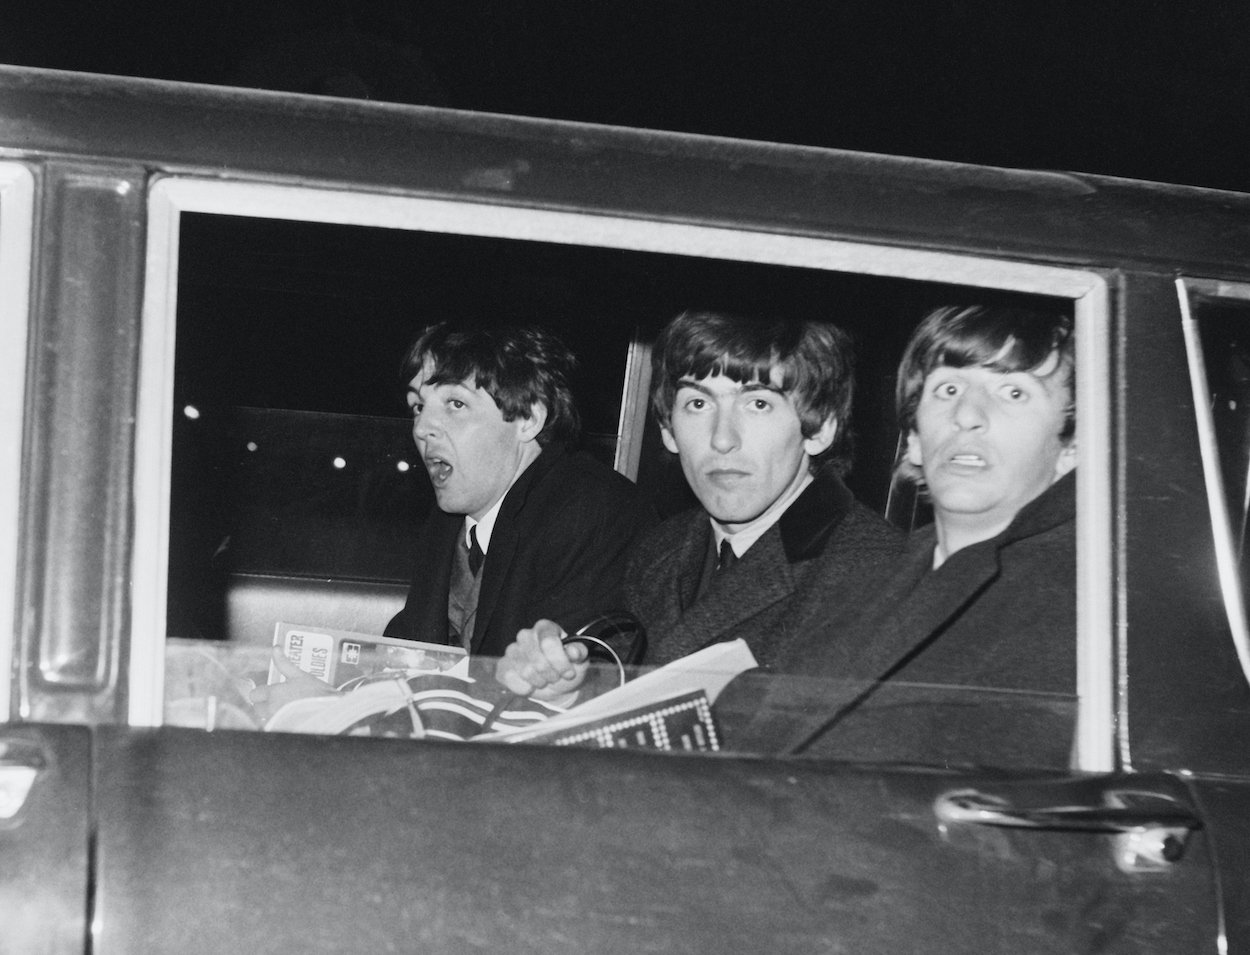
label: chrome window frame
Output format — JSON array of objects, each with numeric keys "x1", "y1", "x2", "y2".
[
  {"x1": 0, "y1": 162, "x2": 34, "y2": 724},
  {"x1": 1177, "y1": 276, "x2": 1250, "y2": 685},
  {"x1": 134, "y1": 177, "x2": 1113, "y2": 773}
]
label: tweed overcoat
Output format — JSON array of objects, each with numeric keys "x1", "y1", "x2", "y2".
[{"x1": 626, "y1": 471, "x2": 903, "y2": 669}]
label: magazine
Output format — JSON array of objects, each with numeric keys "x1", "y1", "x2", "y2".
[
  {"x1": 267, "y1": 621, "x2": 468, "y2": 688},
  {"x1": 476, "y1": 639, "x2": 756, "y2": 746},
  {"x1": 519, "y1": 690, "x2": 722, "y2": 751}
]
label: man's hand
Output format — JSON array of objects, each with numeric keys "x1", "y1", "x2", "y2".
[
  {"x1": 495, "y1": 619, "x2": 589, "y2": 706},
  {"x1": 248, "y1": 648, "x2": 339, "y2": 724}
]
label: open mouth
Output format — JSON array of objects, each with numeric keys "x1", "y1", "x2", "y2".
[
  {"x1": 424, "y1": 456, "x2": 453, "y2": 486},
  {"x1": 948, "y1": 454, "x2": 987, "y2": 469}
]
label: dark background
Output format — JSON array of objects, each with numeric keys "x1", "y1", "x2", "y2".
[{"x1": 3, "y1": 0, "x2": 1247, "y2": 192}]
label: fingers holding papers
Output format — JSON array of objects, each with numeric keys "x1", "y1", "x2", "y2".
[{"x1": 495, "y1": 619, "x2": 589, "y2": 704}]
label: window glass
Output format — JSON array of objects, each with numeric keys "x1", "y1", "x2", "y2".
[
  {"x1": 1183, "y1": 282, "x2": 1250, "y2": 692},
  {"x1": 163, "y1": 210, "x2": 1080, "y2": 769},
  {"x1": 164, "y1": 640, "x2": 1076, "y2": 769},
  {"x1": 1190, "y1": 291, "x2": 1250, "y2": 574}
]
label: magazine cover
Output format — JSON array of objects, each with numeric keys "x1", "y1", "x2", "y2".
[
  {"x1": 476, "y1": 638, "x2": 756, "y2": 745},
  {"x1": 526, "y1": 689, "x2": 722, "y2": 751},
  {"x1": 267, "y1": 621, "x2": 467, "y2": 688}
]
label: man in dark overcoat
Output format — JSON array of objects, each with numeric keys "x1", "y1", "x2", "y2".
[
  {"x1": 252, "y1": 321, "x2": 650, "y2": 719},
  {"x1": 495, "y1": 309, "x2": 902, "y2": 703},
  {"x1": 762, "y1": 303, "x2": 1079, "y2": 763}
]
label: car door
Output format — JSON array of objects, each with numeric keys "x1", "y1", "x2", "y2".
[{"x1": 86, "y1": 716, "x2": 1219, "y2": 954}]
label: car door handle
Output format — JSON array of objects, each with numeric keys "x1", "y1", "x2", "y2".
[
  {"x1": 934, "y1": 782, "x2": 1203, "y2": 871},
  {"x1": 934, "y1": 787, "x2": 1203, "y2": 834},
  {"x1": 0, "y1": 737, "x2": 47, "y2": 821}
]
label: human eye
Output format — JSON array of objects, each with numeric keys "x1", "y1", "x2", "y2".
[
  {"x1": 930, "y1": 378, "x2": 962, "y2": 399},
  {"x1": 681, "y1": 395, "x2": 707, "y2": 412},
  {"x1": 448, "y1": 398, "x2": 467, "y2": 411},
  {"x1": 998, "y1": 379, "x2": 1032, "y2": 402}
]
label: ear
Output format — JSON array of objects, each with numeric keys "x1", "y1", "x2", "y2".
[
  {"x1": 905, "y1": 430, "x2": 924, "y2": 468},
  {"x1": 660, "y1": 424, "x2": 679, "y2": 455},
  {"x1": 1053, "y1": 439, "x2": 1078, "y2": 480},
  {"x1": 802, "y1": 416, "x2": 838, "y2": 457},
  {"x1": 516, "y1": 401, "x2": 548, "y2": 444}
]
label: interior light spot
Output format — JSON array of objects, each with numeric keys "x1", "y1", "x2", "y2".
[
  {"x1": 333, "y1": 457, "x2": 347, "y2": 470},
  {"x1": 396, "y1": 460, "x2": 411, "y2": 473},
  {"x1": 182, "y1": 405, "x2": 200, "y2": 420},
  {"x1": 246, "y1": 441, "x2": 258, "y2": 452}
]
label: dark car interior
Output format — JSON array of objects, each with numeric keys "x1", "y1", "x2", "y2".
[{"x1": 166, "y1": 212, "x2": 1068, "y2": 653}]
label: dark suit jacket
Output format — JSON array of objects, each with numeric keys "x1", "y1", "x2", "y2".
[
  {"x1": 728, "y1": 472, "x2": 1077, "y2": 765},
  {"x1": 385, "y1": 447, "x2": 651, "y2": 658},
  {"x1": 626, "y1": 471, "x2": 903, "y2": 668}
]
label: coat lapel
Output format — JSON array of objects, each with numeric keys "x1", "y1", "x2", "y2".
[
  {"x1": 659, "y1": 527, "x2": 798, "y2": 660},
  {"x1": 469, "y1": 448, "x2": 560, "y2": 652},
  {"x1": 647, "y1": 472, "x2": 856, "y2": 662},
  {"x1": 633, "y1": 511, "x2": 708, "y2": 642},
  {"x1": 839, "y1": 539, "x2": 1000, "y2": 687},
  {"x1": 783, "y1": 474, "x2": 1076, "y2": 753}
]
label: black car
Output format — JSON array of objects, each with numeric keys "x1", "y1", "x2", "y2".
[{"x1": 2, "y1": 63, "x2": 1250, "y2": 953}]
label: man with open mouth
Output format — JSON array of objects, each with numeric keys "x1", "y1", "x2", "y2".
[
  {"x1": 251, "y1": 321, "x2": 651, "y2": 720},
  {"x1": 384, "y1": 321, "x2": 652, "y2": 658},
  {"x1": 784, "y1": 303, "x2": 1079, "y2": 764}
]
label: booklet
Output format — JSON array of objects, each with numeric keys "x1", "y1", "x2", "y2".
[
  {"x1": 475, "y1": 639, "x2": 757, "y2": 747},
  {"x1": 267, "y1": 621, "x2": 468, "y2": 688},
  {"x1": 513, "y1": 689, "x2": 722, "y2": 751}
]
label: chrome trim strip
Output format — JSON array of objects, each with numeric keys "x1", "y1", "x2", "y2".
[
  {"x1": 1176, "y1": 278, "x2": 1250, "y2": 685},
  {"x1": 0, "y1": 163, "x2": 34, "y2": 723},
  {"x1": 613, "y1": 338, "x2": 653, "y2": 481},
  {"x1": 1073, "y1": 286, "x2": 1116, "y2": 773},
  {"x1": 130, "y1": 182, "x2": 181, "y2": 725}
]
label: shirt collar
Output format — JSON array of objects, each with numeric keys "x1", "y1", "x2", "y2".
[
  {"x1": 712, "y1": 471, "x2": 814, "y2": 559},
  {"x1": 465, "y1": 493, "x2": 506, "y2": 553}
]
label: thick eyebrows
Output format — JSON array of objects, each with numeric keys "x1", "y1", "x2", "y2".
[
  {"x1": 676, "y1": 377, "x2": 784, "y2": 397},
  {"x1": 675, "y1": 377, "x2": 715, "y2": 396}
]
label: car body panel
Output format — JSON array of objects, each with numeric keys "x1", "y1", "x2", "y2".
[
  {"x1": 91, "y1": 726, "x2": 1217, "y2": 954},
  {"x1": 0, "y1": 724, "x2": 90, "y2": 954}
]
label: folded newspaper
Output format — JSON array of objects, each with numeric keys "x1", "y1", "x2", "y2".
[{"x1": 264, "y1": 638, "x2": 758, "y2": 751}]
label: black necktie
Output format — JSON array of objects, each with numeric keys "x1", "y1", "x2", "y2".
[
  {"x1": 468, "y1": 526, "x2": 485, "y2": 577},
  {"x1": 717, "y1": 538, "x2": 737, "y2": 572}
]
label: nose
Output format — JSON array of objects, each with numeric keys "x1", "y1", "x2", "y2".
[
  {"x1": 951, "y1": 386, "x2": 989, "y2": 431},
  {"x1": 412, "y1": 406, "x2": 440, "y2": 443},
  {"x1": 710, "y1": 406, "x2": 741, "y2": 453}
]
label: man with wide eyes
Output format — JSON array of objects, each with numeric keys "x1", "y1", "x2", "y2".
[
  {"x1": 774, "y1": 303, "x2": 1079, "y2": 759},
  {"x1": 384, "y1": 321, "x2": 652, "y2": 655},
  {"x1": 495, "y1": 309, "x2": 903, "y2": 703},
  {"x1": 250, "y1": 321, "x2": 651, "y2": 719}
]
